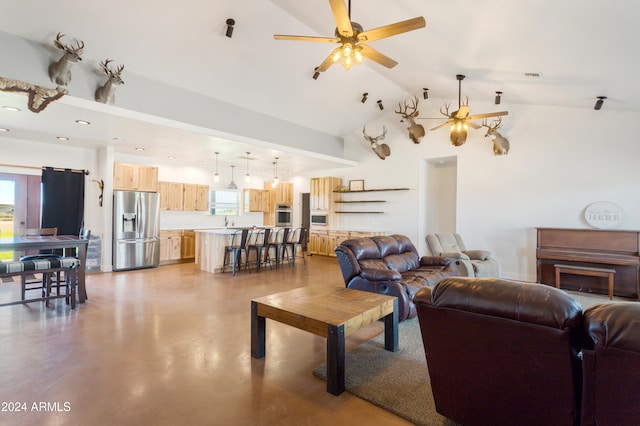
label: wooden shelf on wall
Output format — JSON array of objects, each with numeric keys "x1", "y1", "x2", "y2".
[
  {"x1": 335, "y1": 200, "x2": 386, "y2": 203},
  {"x1": 335, "y1": 211, "x2": 384, "y2": 214},
  {"x1": 334, "y1": 188, "x2": 409, "y2": 193}
]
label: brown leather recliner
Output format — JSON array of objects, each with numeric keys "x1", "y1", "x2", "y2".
[
  {"x1": 335, "y1": 234, "x2": 458, "y2": 321},
  {"x1": 415, "y1": 277, "x2": 586, "y2": 426},
  {"x1": 581, "y1": 302, "x2": 640, "y2": 426}
]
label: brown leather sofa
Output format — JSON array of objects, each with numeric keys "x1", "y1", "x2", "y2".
[
  {"x1": 334, "y1": 234, "x2": 458, "y2": 321},
  {"x1": 415, "y1": 277, "x2": 586, "y2": 426},
  {"x1": 581, "y1": 302, "x2": 640, "y2": 426}
]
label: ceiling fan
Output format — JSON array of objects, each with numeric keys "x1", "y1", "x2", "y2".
[
  {"x1": 424, "y1": 74, "x2": 509, "y2": 146},
  {"x1": 273, "y1": 0, "x2": 426, "y2": 73}
]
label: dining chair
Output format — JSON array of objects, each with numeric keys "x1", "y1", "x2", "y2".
[
  {"x1": 264, "y1": 227, "x2": 289, "y2": 269},
  {"x1": 222, "y1": 229, "x2": 251, "y2": 276},
  {"x1": 283, "y1": 227, "x2": 307, "y2": 266},
  {"x1": 18, "y1": 227, "x2": 59, "y2": 301},
  {"x1": 246, "y1": 228, "x2": 271, "y2": 272},
  {"x1": 49, "y1": 229, "x2": 91, "y2": 303}
]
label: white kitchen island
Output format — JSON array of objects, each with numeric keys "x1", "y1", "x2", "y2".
[{"x1": 195, "y1": 229, "x2": 237, "y2": 273}]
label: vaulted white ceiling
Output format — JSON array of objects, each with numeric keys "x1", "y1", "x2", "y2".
[{"x1": 1, "y1": 0, "x2": 638, "y2": 175}]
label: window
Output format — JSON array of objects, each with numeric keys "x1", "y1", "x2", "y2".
[{"x1": 208, "y1": 190, "x2": 240, "y2": 216}]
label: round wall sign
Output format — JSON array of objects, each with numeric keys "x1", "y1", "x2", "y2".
[{"x1": 584, "y1": 201, "x2": 623, "y2": 229}]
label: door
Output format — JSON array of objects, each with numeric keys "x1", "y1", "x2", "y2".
[{"x1": 0, "y1": 173, "x2": 41, "y2": 259}]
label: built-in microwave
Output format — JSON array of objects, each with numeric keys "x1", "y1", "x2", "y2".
[{"x1": 311, "y1": 213, "x2": 328, "y2": 226}]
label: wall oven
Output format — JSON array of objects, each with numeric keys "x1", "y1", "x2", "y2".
[
  {"x1": 275, "y1": 205, "x2": 292, "y2": 227},
  {"x1": 310, "y1": 213, "x2": 328, "y2": 226}
]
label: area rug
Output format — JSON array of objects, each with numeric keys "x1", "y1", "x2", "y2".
[{"x1": 312, "y1": 290, "x2": 614, "y2": 425}]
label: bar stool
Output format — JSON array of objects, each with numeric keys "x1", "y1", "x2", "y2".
[
  {"x1": 264, "y1": 227, "x2": 289, "y2": 269},
  {"x1": 246, "y1": 228, "x2": 271, "y2": 272},
  {"x1": 283, "y1": 227, "x2": 307, "y2": 266},
  {"x1": 222, "y1": 229, "x2": 251, "y2": 276}
]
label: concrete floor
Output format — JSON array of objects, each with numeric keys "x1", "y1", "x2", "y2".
[{"x1": 0, "y1": 255, "x2": 411, "y2": 425}]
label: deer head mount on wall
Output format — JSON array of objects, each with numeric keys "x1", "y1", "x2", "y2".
[
  {"x1": 48, "y1": 33, "x2": 84, "y2": 86},
  {"x1": 395, "y1": 95, "x2": 425, "y2": 144},
  {"x1": 482, "y1": 117, "x2": 510, "y2": 155},
  {"x1": 95, "y1": 59, "x2": 125, "y2": 104},
  {"x1": 362, "y1": 126, "x2": 390, "y2": 160}
]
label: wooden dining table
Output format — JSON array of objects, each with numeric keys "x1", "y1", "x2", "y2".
[{"x1": 0, "y1": 235, "x2": 90, "y2": 303}]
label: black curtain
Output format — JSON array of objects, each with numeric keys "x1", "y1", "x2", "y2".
[{"x1": 41, "y1": 167, "x2": 85, "y2": 235}]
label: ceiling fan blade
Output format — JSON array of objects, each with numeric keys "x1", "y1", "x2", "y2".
[
  {"x1": 466, "y1": 111, "x2": 509, "y2": 120},
  {"x1": 454, "y1": 105, "x2": 470, "y2": 118},
  {"x1": 430, "y1": 121, "x2": 451, "y2": 131},
  {"x1": 274, "y1": 35, "x2": 339, "y2": 43},
  {"x1": 316, "y1": 47, "x2": 341, "y2": 72},
  {"x1": 467, "y1": 121, "x2": 482, "y2": 129},
  {"x1": 358, "y1": 16, "x2": 426, "y2": 42},
  {"x1": 359, "y1": 44, "x2": 398, "y2": 68},
  {"x1": 329, "y1": 0, "x2": 354, "y2": 37}
]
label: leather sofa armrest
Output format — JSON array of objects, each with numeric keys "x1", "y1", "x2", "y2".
[
  {"x1": 420, "y1": 256, "x2": 451, "y2": 266},
  {"x1": 414, "y1": 286, "x2": 433, "y2": 305},
  {"x1": 441, "y1": 251, "x2": 470, "y2": 260},
  {"x1": 361, "y1": 268, "x2": 402, "y2": 282},
  {"x1": 463, "y1": 250, "x2": 492, "y2": 260}
]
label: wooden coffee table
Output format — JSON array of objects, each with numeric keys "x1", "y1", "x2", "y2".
[{"x1": 251, "y1": 286, "x2": 398, "y2": 395}]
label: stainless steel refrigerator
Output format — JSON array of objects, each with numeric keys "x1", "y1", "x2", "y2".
[{"x1": 113, "y1": 190, "x2": 160, "y2": 271}]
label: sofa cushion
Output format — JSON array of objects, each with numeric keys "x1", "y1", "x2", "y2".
[
  {"x1": 384, "y1": 252, "x2": 420, "y2": 272},
  {"x1": 341, "y1": 238, "x2": 381, "y2": 261},
  {"x1": 372, "y1": 236, "x2": 401, "y2": 257}
]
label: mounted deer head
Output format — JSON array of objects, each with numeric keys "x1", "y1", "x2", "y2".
[
  {"x1": 95, "y1": 59, "x2": 125, "y2": 104},
  {"x1": 362, "y1": 126, "x2": 390, "y2": 160},
  {"x1": 395, "y1": 95, "x2": 425, "y2": 144},
  {"x1": 48, "y1": 33, "x2": 84, "y2": 86},
  {"x1": 482, "y1": 118, "x2": 510, "y2": 155}
]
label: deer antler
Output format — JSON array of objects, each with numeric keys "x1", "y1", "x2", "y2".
[
  {"x1": 395, "y1": 96, "x2": 420, "y2": 117},
  {"x1": 482, "y1": 117, "x2": 502, "y2": 134},
  {"x1": 440, "y1": 103, "x2": 451, "y2": 117},
  {"x1": 54, "y1": 32, "x2": 84, "y2": 54}
]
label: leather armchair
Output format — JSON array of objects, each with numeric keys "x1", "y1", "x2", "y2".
[
  {"x1": 425, "y1": 233, "x2": 498, "y2": 277},
  {"x1": 415, "y1": 277, "x2": 585, "y2": 425},
  {"x1": 581, "y1": 302, "x2": 640, "y2": 426}
]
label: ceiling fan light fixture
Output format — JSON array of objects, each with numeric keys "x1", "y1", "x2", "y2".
[{"x1": 594, "y1": 96, "x2": 607, "y2": 110}]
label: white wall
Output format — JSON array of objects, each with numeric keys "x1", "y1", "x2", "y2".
[
  {"x1": 295, "y1": 100, "x2": 640, "y2": 282},
  {"x1": 3, "y1": 101, "x2": 639, "y2": 281}
]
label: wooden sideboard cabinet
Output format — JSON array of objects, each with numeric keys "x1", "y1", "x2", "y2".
[
  {"x1": 114, "y1": 163, "x2": 158, "y2": 192},
  {"x1": 536, "y1": 227, "x2": 640, "y2": 299}
]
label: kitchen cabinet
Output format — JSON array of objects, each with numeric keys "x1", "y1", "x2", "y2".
[
  {"x1": 114, "y1": 162, "x2": 158, "y2": 192},
  {"x1": 274, "y1": 182, "x2": 293, "y2": 205},
  {"x1": 181, "y1": 230, "x2": 196, "y2": 259},
  {"x1": 310, "y1": 177, "x2": 341, "y2": 210},
  {"x1": 183, "y1": 184, "x2": 209, "y2": 211},
  {"x1": 309, "y1": 229, "x2": 384, "y2": 257},
  {"x1": 159, "y1": 230, "x2": 182, "y2": 262},
  {"x1": 243, "y1": 189, "x2": 266, "y2": 212},
  {"x1": 158, "y1": 181, "x2": 184, "y2": 211}
]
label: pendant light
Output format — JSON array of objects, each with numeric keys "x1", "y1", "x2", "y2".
[
  {"x1": 227, "y1": 165, "x2": 237, "y2": 189},
  {"x1": 214, "y1": 151, "x2": 220, "y2": 182},
  {"x1": 271, "y1": 157, "x2": 279, "y2": 188},
  {"x1": 245, "y1": 151, "x2": 251, "y2": 182}
]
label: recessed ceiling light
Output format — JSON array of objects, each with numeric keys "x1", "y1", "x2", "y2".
[
  {"x1": 524, "y1": 72, "x2": 543, "y2": 78},
  {"x1": 75, "y1": 119, "x2": 91, "y2": 125},
  {"x1": 135, "y1": 147, "x2": 145, "y2": 151},
  {"x1": 0, "y1": 128, "x2": 9, "y2": 132},
  {"x1": 113, "y1": 136, "x2": 127, "y2": 141},
  {"x1": 167, "y1": 156, "x2": 176, "y2": 160},
  {"x1": 197, "y1": 160, "x2": 205, "y2": 164},
  {"x1": 2, "y1": 106, "x2": 21, "y2": 112},
  {"x1": 56, "y1": 136, "x2": 69, "y2": 141}
]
